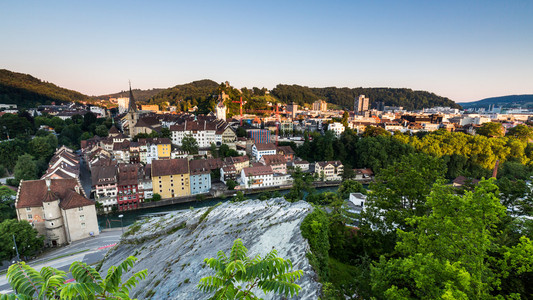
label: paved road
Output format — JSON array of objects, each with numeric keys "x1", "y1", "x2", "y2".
[{"x1": 0, "y1": 229, "x2": 122, "y2": 293}]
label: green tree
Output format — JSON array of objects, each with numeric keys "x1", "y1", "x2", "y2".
[
  {"x1": 506, "y1": 124, "x2": 533, "y2": 142},
  {"x1": 285, "y1": 168, "x2": 314, "y2": 202},
  {"x1": 198, "y1": 239, "x2": 303, "y2": 299},
  {"x1": 94, "y1": 124, "x2": 108, "y2": 137},
  {"x1": 2, "y1": 256, "x2": 146, "y2": 299},
  {"x1": 362, "y1": 153, "x2": 446, "y2": 233},
  {"x1": 341, "y1": 110, "x2": 349, "y2": 127},
  {"x1": 232, "y1": 191, "x2": 246, "y2": 202},
  {"x1": 362, "y1": 125, "x2": 391, "y2": 137},
  {"x1": 0, "y1": 219, "x2": 44, "y2": 261},
  {"x1": 337, "y1": 180, "x2": 366, "y2": 200},
  {"x1": 370, "y1": 180, "x2": 533, "y2": 299},
  {"x1": 226, "y1": 179, "x2": 238, "y2": 190},
  {"x1": 0, "y1": 186, "x2": 17, "y2": 222},
  {"x1": 476, "y1": 122, "x2": 505, "y2": 138},
  {"x1": 182, "y1": 134, "x2": 199, "y2": 154},
  {"x1": 152, "y1": 193, "x2": 161, "y2": 202},
  {"x1": 28, "y1": 136, "x2": 54, "y2": 161},
  {"x1": 14, "y1": 154, "x2": 37, "y2": 182},
  {"x1": 236, "y1": 127, "x2": 247, "y2": 138}
]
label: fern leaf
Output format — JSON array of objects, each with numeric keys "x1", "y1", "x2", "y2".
[
  {"x1": 69, "y1": 261, "x2": 102, "y2": 283},
  {"x1": 119, "y1": 269, "x2": 147, "y2": 294},
  {"x1": 6, "y1": 262, "x2": 43, "y2": 297}
]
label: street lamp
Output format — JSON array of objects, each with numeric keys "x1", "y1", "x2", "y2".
[
  {"x1": 12, "y1": 234, "x2": 20, "y2": 263},
  {"x1": 118, "y1": 214, "x2": 124, "y2": 236}
]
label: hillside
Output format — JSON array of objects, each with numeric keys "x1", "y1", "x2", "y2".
[
  {"x1": 271, "y1": 84, "x2": 461, "y2": 110},
  {"x1": 0, "y1": 69, "x2": 90, "y2": 108},
  {"x1": 95, "y1": 88, "x2": 166, "y2": 103},
  {"x1": 460, "y1": 94, "x2": 533, "y2": 109},
  {"x1": 100, "y1": 198, "x2": 320, "y2": 299}
]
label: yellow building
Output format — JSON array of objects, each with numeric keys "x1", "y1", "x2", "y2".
[
  {"x1": 157, "y1": 142, "x2": 171, "y2": 159},
  {"x1": 141, "y1": 105, "x2": 159, "y2": 112},
  {"x1": 151, "y1": 159, "x2": 190, "y2": 199}
]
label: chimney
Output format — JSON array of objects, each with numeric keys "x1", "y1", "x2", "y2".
[{"x1": 45, "y1": 178, "x2": 51, "y2": 191}]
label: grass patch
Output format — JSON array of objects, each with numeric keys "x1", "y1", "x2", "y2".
[
  {"x1": 124, "y1": 221, "x2": 142, "y2": 237},
  {"x1": 198, "y1": 202, "x2": 222, "y2": 224}
]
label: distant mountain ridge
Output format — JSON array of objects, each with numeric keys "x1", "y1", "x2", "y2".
[
  {"x1": 0, "y1": 69, "x2": 90, "y2": 108},
  {"x1": 95, "y1": 88, "x2": 166, "y2": 103},
  {"x1": 460, "y1": 95, "x2": 533, "y2": 109}
]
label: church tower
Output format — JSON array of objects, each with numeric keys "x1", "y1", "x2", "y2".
[{"x1": 122, "y1": 82, "x2": 139, "y2": 137}]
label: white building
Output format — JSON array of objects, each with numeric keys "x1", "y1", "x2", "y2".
[
  {"x1": 117, "y1": 97, "x2": 130, "y2": 114},
  {"x1": 251, "y1": 143, "x2": 277, "y2": 161},
  {"x1": 240, "y1": 166, "x2": 275, "y2": 189},
  {"x1": 170, "y1": 120, "x2": 217, "y2": 148},
  {"x1": 328, "y1": 122, "x2": 345, "y2": 137}
]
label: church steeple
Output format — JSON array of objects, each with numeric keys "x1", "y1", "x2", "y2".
[{"x1": 128, "y1": 81, "x2": 137, "y2": 113}]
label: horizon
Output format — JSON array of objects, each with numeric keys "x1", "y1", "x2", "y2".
[{"x1": 1, "y1": 1, "x2": 532, "y2": 102}]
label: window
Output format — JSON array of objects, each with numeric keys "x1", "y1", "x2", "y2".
[
  {"x1": 28, "y1": 214, "x2": 32, "y2": 219},
  {"x1": 26, "y1": 208, "x2": 31, "y2": 212},
  {"x1": 78, "y1": 207, "x2": 83, "y2": 211},
  {"x1": 50, "y1": 222, "x2": 54, "y2": 226},
  {"x1": 80, "y1": 215, "x2": 85, "y2": 220},
  {"x1": 81, "y1": 223, "x2": 86, "y2": 228}
]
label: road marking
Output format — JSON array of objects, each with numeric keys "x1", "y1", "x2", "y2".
[{"x1": 97, "y1": 243, "x2": 117, "y2": 250}]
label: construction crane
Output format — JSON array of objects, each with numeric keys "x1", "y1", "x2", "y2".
[{"x1": 232, "y1": 96, "x2": 246, "y2": 126}]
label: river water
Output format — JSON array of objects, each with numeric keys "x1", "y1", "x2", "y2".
[{"x1": 98, "y1": 186, "x2": 339, "y2": 229}]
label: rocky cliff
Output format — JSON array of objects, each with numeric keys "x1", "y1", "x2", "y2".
[{"x1": 100, "y1": 198, "x2": 321, "y2": 299}]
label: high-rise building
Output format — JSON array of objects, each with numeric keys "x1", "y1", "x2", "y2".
[
  {"x1": 287, "y1": 103, "x2": 298, "y2": 119},
  {"x1": 117, "y1": 97, "x2": 129, "y2": 114},
  {"x1": 354, "y1": 95, "x2": 369, "y2": 115},
  {"x1": 313, "y1": 100, "x2": 327, "y2": 112}
]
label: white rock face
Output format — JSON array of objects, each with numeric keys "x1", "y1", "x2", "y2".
[{"x1": 100, "y1": 198, "x2": 321, "y2": 299}]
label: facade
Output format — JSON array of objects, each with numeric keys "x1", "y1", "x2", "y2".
[
  {"x1": 240, "y1": 166, "x2": 274, "y2": 189},
  {"x1": 139, "y1": 138, "x2": 171, "y2": 164},
  {"x1": 276, "y1": 146, "x2": 295, "y2": 162},
  {"x1": 91, "y1": 165, "x2": 118, "y2": 212},
  {"x1": 293, "y1": 160, "x2": 310, "y2": 172},
  {"x1": 224, "y1": 156, "x2": 250, "y2": 173},
  {"x1": 260, "y1": 154, "x2": 287, "y2": 174},
  {"x1": 328, "y1": 122, "x2": 345, "y2": 137},
  {"x1": 354, "y1": 95, "x2": 370, "y2": 115},
  {"x1": 216, "y1": 100, "x2": 227, "y2": 121},
  {"x1": 220, "y1": 165, "x2": 238, "y2": 183},
  {"x1": 116, "y1": 164, "x2": 141, "y2": 211},
  {"x1": 140, "y1": 105, "x2": 159, "y2": 112},
  {"x1": 312, "y1": 100, "x2": 327, "y2": 112},
  {"x1": 189, "y1": 159, "x2": 212, "y2": 195},
  {"x1": 315, "y1": 161, "x2": 344, "y2": 181},
  {"x1": 170, "y1": 120, "x2": 217, "y2": 148},
  {"x1": 151, "y1": 159, "x2": 190, "y2": 199},
  {"x1": 248, "y1": 129, "x2": 271, "y2": 144},
  {"x1": 287, "y1": 103, "x2": 298, "y2": 119},
  {"x1": 121, "y1": 86, "x2": 139, "y2": 137},
  {"x1": 15, "y1": 178, "x2": 99, "y2": 246},
  {"x1": 117, "y1": 97, "x2": 129, "y2": 114},
  {"x1": 251, "y1": 143, "x2": 277, "y2": 161}
]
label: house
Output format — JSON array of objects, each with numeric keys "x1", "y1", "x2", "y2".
[
  {"x1": 260, "y1": 154, "x2": 287, "y2": 174},
  {"x1": 328, "y1": 122, "x2": 345, "y2": 137},
  {"x1": 138, "y1": 164, "x2": 153, "y2": 200},
  {"x1": 251, "y1": 143, "x2": 277, "y2": 161},
  {"x1": 91, "y1": 165, "x2": 118, "y2": 212},
  {"x1": 240, "y1": 166, "x2": 274, "y2": 189},
  {"x1": 315, "y1": 161, "x2": 344, "y2": 181},
  {"x1": 292, "y1": 160, "x2": 310, "y2": 172},
  {"x1": 116, "y1": 164, "x2": 141, "y2": 211},
  {"x1": 138, "y1": 137, "x2": 172, "y2": 164},
  {"x1": 452, "y1": 176, "x2": 480, "y2": 187},
  {"x1": 132, "y1": 116, "x2": 162, "y2": 136},
  {"x1": 170, "y1": 120, "x2": 217, "y2": 148},
  {"x1": 354, "y1": 168, "x2": 374, "y2": 180},
  {"x1": 15, "y1": 178, "x2": 99, "y2": 246},
  {"x1": 188, "y1": 160, "x2": 212, "y2": 195},
  {"x1": 151, "y1": 159, "x2": 190, "y2": 199},
  {"x1": 220, "y1": 165, "x2": 238, "y2": 183},
  {"x1": 349, "y1": 192, "x2": 367, "y2": 208},
  {"x1": 224, "y1": 156, "x2": 249, "y2": 173},
  {"x1": 276, "y1": 146, "x2": 296, "y2": 162}
]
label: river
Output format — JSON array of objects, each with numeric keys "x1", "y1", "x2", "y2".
[{"x1": 98, "y1": 186, "x2": 339, "y2": 229}]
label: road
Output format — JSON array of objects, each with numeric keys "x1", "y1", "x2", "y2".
[
  {"x1": 0, "y1": 228, "x2": 122, "y2": 294},
  {"x1": 78, "y1": 154, "x2": 92, "y2": 198}
]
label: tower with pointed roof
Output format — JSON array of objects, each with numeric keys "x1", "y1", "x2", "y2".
[
  {"x1": 121, "y1": 82, "x2": 140, "y2": 137},
  {"x1": 216, "y1": 99, "x2": 227, "y2": 121}
]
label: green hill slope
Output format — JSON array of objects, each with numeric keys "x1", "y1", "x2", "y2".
[
  {"x1": 0, "y1": 69, "x2": 90, "y2": 108},
  {"x1": 271, "y1": 84, "x2": 461, "y2": 110},
  {"x1": 95, "y1": 88, "x2": 166, "y2": 103}
]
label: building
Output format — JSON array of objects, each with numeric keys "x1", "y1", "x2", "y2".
[
  {"x1": 328, "y1": 122, "x2": 345, "y2": 137},
  {"x1": 293, "y1": 160, "x2": 310, "y2": 172},
  {"x1": 216, "y1": 100, "x2": 227, "y2": 122},
  {"x1": 248, "y1": 129, "x2": 271, "y2": 144},
  {"x1": 220, "y1": 165, "x2": 238, "y2": 183},
  {"x1": 223, "y1": 156, "x2": 250, "y2": 173},
  {"x1": 151, "y1": 159, "x2": 190, "y2": 199},
  {"x1": 251, "y1": 143, "x2": 277, "y2": 161},
  {"x1": 315, "y1": 161, "x2": 344, "y2": 181},
  {"x1": 139, "y1": 138, "x2": 172, "y2": 164},
  {"x1": 240, "y1": 166, "x2": 274, "y2": 189},
  {"x1": 170, "y1": 120, "x2": 217, "y2": 148},
  {"x1": 15, "y1": 178, "x2": 99, "y2": 246},
  {"x1": 117, "y1": 97, "x2": 130, "y2": 114},
  {"x1": 354, "y1": 95, "x2": 370, "y2": 116},
  {"x1": 91, "y1": 165, "x2": 118, "y2": 212},
  {"x1": 276, "y1": 146, "x2": 296, "y2": 162},
  {"x1": 287, "y1": 103, "x2": 298, "y2": 119},
  {"x1": 188, "y1": 160, "x2": 212, "y2": 195},
  {"x1": 116, "y1": 164, "x2": 141, "y2": 211},
  {"x1": 260, "y1": 154, "x2": 287, "y2": 174},
  {"x1": 121, "y1": 85, "x2": 139, "y2": 137},
  {"x1": 313, "y1": 100, "x2": 327, "y2": 112},
  {"x1": 138, "y1": 164, "x2": 153, "y2": 200},
  {"x1": 140, "y1": 105, "x2": 159, "y2": 112}
]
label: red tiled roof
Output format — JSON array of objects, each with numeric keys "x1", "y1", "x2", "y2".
[
  {"x1": 152, "y1": 159, "x2": 189, "y2": 177},
  {"x1": 243, "y1": 165, "x2": 273, "y2": 177},
  {"x1": 254, "y1": 143, "x2": 276, "y2": 151},
  {"x1": 189, "y1": 159, "x2": 211, "y2": 175},
  {"x1": 261, "y1": 154, "x2": 287, "y2": 166},
  {"x1": 16, "y1": 179, "x2": 92, "y2": 209}
]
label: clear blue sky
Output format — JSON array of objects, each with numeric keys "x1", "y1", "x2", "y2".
[{"x1": 1, "y1": 0, "x2": 532, "y2": 102}]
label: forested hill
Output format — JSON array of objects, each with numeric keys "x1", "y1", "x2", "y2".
[
  {"x1": 95, "y1": 88, "x2": 166, "y2": 103},
  {"x1": 148, "y1": 79, "x2": 221, "y2": 112},
  {"x1": 460, "y1": 94, "x2": 533, "y2": 109},
  {"x1": 0, "y1": 69, "x2": 90, "y2": 108},
  {"x1": 271, "y1": 84, "x2": 461, "y2": 110}
]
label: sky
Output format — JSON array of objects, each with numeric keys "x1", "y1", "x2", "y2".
[{"x1": 0, "y1": 0, "x2": 532, "y2": 102}]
